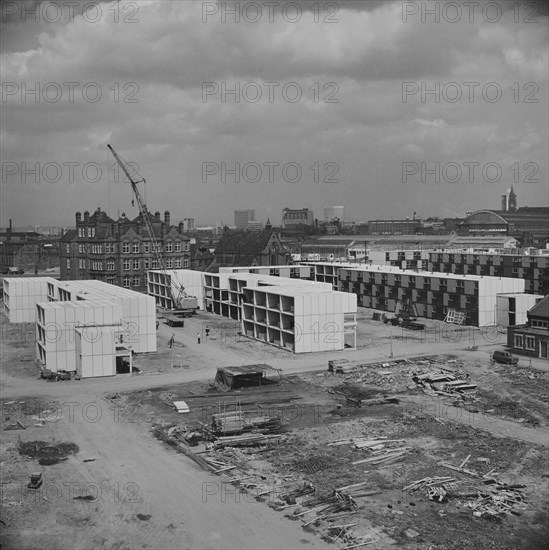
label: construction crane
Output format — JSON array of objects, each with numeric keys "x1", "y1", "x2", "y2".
[{"x1": 107, "y1": 144, "x2": 197, "y2": 313}]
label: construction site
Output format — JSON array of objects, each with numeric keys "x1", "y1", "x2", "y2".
[
  {"x1": 1, "y1": 299, "x2": 548, "y2": 549},
  {"x1": 0, "y1": 145, "x2": 547, "y2": 549}
]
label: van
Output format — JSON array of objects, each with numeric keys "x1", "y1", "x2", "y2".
[
  {"x1": 492, "y1": 350, "x2": 519, "y2": 365},
  {"x1": 8, "y1": 267, "x2": 24, "y2": 274}
]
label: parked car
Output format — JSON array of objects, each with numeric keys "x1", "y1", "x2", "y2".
[
  {"x1": 492, "y1": 350, "x2": 519, "y2": 365},
  {"x1": 7, "y1": 267, "x2": 24, "y2": 274}
]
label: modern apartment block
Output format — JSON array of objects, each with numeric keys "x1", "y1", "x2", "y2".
[
  {"x1": 367, "y1": 250, "x2": 430, "y2": 271},
  {"x1": 147, "y1": 269, "x2": 357, "y2": 353},
  {"x1": 427, "y1": 251, "x2": 549, "y2": 295},
  {"x1": 495, "y1": 293, "x2": 544, "y2": 328},
  {"x1": 147, "y1": 269, "x2": 206, "y2": 310},
  {"x1": 204, "y1": 272, "x2": 357, "y2": 353},
  {"x1": 3, "y1": 277, "x2": 56, "y2": 322},
  {"x1": 336, "y1": 265, "x2": 524, "y2": 326},
  {"x1": 3, "y1": 277, "x2": 156, "y2": 377}
]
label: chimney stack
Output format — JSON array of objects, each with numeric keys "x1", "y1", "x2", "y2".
[
  {"x1": 164, "y1": 210, "x2": 170, "y2": 225},
  {"x1": 84, "y1": 210, "x2": 90, "y2": 222},
  {"x1": 179, "y1": 221, "x2": 184, "y2": 234},
  {"x1": 76, "y1": 212, "x2": 81, "y2": 224}
]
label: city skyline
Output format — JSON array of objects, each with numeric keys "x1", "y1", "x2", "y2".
[{"x1": 1, "y1": 1, "x2": 548, "y2": 227}]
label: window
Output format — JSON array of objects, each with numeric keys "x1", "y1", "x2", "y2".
[
  {"x1": 132, "y1": 276, "x2": 140, "y2": 287},
  {"x1": 143, "y1": 243, "x2": 150, "y2": 253},
  {"x1": 65, "y1": 244, "x2": 70, "y2": 254},
  {"x1": 165, "y1": 242, "x2": 172, "y2": 252},
  {"x1": 133, "y1": 242, "x2": 140, "y2": 253},
  {"x1": 105, "y1": 243, "x2": 114, "y2": 254},
  {"x1": 152, "y1": 259, "x2": 159, "y2": 269},
  {"x1": 152, "y1": 243, "x2": 161, "y2": 252},
  {"x1": 144, "y1": 259, "x2": 150, "y2": 270},
  {"x1": 133, "y1": 259, "x2": 140, "y2": 270},
  {"x1": 183, "y1": 242, "x2": 189, "y2": 252},
  {"x1": 107, "y1": 261, "x2": 115, "y2": 271},
  {"x1": 107, "y1": 277, "x2": 116, "y2": 285},
  {"x1": 122, "y1": 242, "x2": 130, "y2": 253},
  {"x1": 66, "y1": 259, "x2": 70, "y2": 269},
  {"x1": 183, "y1": 258, "x2": 189, "y2": 268},
  {"x1": 175, "y1": 259, "x2": 181, "y2": 268},
  {"x1": 175, "y1": 242, "x2": 181, "y2": 252},
  {"x1": 514, "y1": 334, "x2": 524, "y2": 348},
  {"x1": 123, "y1": 276, "x2": 131, "y2": 288},
  {"x1": 166, "y1": 259, "x2": 173, "y2": 268},
  {"x1": 78, "y1": 244, "x2": 84, "y2": 254},
  {"x1": 525, "y1": 336, "x2": 536, "y2": 351},
  {"x1": 123, "y1": 260, "x2": 130, "y2": 271}
]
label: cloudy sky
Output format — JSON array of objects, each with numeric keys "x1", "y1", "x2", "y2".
[{"x1": 1, "y1": 0, "x2": 548, "y2": 228}]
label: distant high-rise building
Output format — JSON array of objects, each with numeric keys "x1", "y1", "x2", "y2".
[
  {"x1": 501, "y1": 187, "x2": 517, "y2": 212},
  {"x1": 234, "y1": 209, "x2": 255, "y2": 229},
  {"x1": 324, "y1": 206, "x2": 344, "y2": 222},
  {"x1": 183, "y1": 218, "x2": 195, "y2": 232}
]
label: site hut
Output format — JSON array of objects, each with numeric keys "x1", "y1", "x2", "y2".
[
  {"x1": 214, "y1": 364, "x2": 282, "y2": 390},
  {"x1": 336, "y1": 265, "x2": 525, "y2": 327}
]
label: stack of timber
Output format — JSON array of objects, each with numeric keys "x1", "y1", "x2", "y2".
[
  {"x1": 328, "y1": 437, "x2": 411, "y2": 467},
  {"x1": 211, "y1": 411, "x2": 283, "y2": 435}
]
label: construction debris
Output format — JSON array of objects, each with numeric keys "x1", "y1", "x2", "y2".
[
  {"x1": 413, "y1": 371, "x2": 477, "y2": 399},
  {"x1": 211, "y1": 411, "x2": 283, "y2": 435},
  {"x1": 405, "y1": 457, "x2": 528, "y2": 520}
]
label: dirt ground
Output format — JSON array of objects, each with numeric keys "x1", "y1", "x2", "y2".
[{"x1": 1, "y1": 307, "x2": 548, "y2": 549}]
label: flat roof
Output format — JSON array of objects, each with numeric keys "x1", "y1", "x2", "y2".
[{"x1": 340, "y1": 264, "x2": 520, "y2": 282}]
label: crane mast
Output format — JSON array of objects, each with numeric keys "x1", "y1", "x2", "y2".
[{"x1": 107, "y1": 144, "x2": 187, "y2": 309}]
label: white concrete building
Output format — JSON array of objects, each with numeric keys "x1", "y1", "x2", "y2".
[
  {"x1": 3, "y1": 277, "x2": 56, "y2": 322},
  {"x1": 3, "y1": 277, "x2": 156, "y2": 377},
  {"x1": 495, "y1": 293, "x2": 544, "y2": 328},
  {"x1": 147, "y1": 269, "x2": 357, "y2": 353},
  {"x1": 147, "y1": 269, "x2": 205, "y2": 310}
]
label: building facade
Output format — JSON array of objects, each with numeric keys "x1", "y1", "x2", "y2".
[
  {"x1": 59, "y1": 208, "x2": 191, "y2": 292},
  {"x1": 368, "y1": 219, "x2": 422, "y2": 235},
  {"x1": 336, "y1": 265, "x2": 524, "y2": 326},
  {"x1": 282, "y1": 208, "x2": 314, "y2": 228},
  {"x1": 507, "y1": 295, "x2": 549, "y2": 359},
  {"x1": 427, "y1": 251, "x2": 549, "y2": 295}
]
